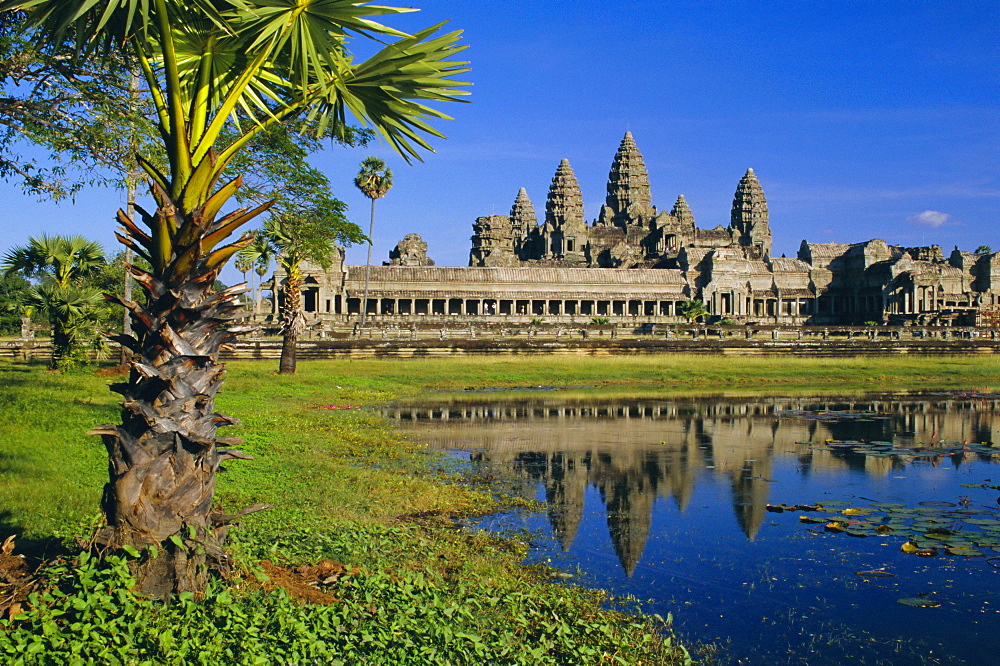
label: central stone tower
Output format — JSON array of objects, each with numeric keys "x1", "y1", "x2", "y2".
[
  {"x1": 729, "y1": 168, "x2": 771, "y2": 259},
  {"x1": 598, "y1": 131, "x2": 653, "y2": 229},
  {"x1": 542, "y1": 159, "x2": 588, "y2": 262}
]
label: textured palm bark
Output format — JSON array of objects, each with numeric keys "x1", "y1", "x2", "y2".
[
  {"x1": 278, "y1": 264, "x2": 305, "y2": 375},
  {"x1": 89, "y1": 187, "x2": 268, "y2": 599}
]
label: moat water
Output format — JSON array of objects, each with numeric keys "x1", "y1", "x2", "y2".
[{"x1": 384, "y1": 390, "x2": 1000, "y2": 665}]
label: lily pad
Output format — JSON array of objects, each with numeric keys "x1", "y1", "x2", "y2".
[
  {"x1": 842, "y1": 508, "x2": 873, "y2": 516},
  {"x1": 901, "y1": 541, "x2": 939, "y2": 556},
  {"x1": 945, "y1": 546, "x2": 983, "y2": 557},
  {"x1": 897, "y1": 597, "x2": 941, "y2": 608}
]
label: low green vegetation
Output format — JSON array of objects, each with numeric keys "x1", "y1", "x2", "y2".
[
  {"x1": 0, "y1": 358, "x2": 699, "y2": 664},
  {"x1": 0, "y1": 354, "x2": 995, "y2": 663}
]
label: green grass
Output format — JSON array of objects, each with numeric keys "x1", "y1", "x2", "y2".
[
  {"x1": 0, "y1": 353, "x2": 995, "y2": 664},
  {"x1": 225, "y1": 353, "x2": 999, "y2": 395}
]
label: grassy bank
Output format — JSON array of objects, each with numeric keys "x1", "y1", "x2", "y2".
[
  {"x1": 0, "y1": 354, "x2": 995, "y2": 663},
  {"x1": 222, "y1": 353, "x2": 999, "y2": 397}
]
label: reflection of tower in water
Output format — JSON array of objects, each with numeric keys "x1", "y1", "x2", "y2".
[
  {"x1": 392, "y1": 395, "x2": 1000, "y2": 575},
  {"x1": 543, "y1": 452, "x2": 588, "y2": 551},
  {"x1": 731, "y1": 460, "x2": 772, "y2": 541},
  {"x1": 600, "y1": 471, "x2": 655, "y2": 576}
]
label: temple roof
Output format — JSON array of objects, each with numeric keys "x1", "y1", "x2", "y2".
[
  {"x1": 696, "y1": 228, "x2": 733, "y2": 241},
  {"x1": 670, "y1": 194, "x2": 695, "y2": 229},
  {"x1": 769, "y1": 257, "x2": 811, "y2": 272},
  {"x1": 348, "y1": 265, "x2": 689, "y2": 286},
  {"x1": 802, "y1": 242, "x2": 852, "y2": 259}
]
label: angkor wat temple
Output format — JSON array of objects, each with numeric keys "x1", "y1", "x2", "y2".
[
  {"x1": 268, "y1": 132, "x2": 999, "y2": 328},
  {"x1": 469, "y1": 132, "x2": 773, "y2": 269}
]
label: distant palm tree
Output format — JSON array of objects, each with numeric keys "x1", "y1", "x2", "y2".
[
  {"x1": 3, "y1": 235, "x2": 104, "y2": 289},
  {"x1": 252, "y1": 241, "x2": 275, "y2": 317},
  {"x1": 678, "y1": 298, "x2": 709, "y2": 323},
  {"x1": 2, "y1": 235, "x2": 106, "y2": 367},
  {"x1": 234, "y1": 253, "x2": 254, "y2": 305},
  {"x1": 354, "y1": 157, "x2": 393, "y2": 326},
  {"x1": 239, "y1": 230, "x2": 277, "y2": 316}
]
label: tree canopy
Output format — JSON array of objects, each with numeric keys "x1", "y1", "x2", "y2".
[
  {"x1": 1, "y1": 0, "x2": 470, "y2": 597},
  {"x1": 0, "y1": 9, "x2": 145, "y2": 198}
]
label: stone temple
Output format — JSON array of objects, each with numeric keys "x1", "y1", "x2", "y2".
[
  {"x1": 266, "y1": 132, "x2": 1000, "y2": 328},
  {"x1": 470, "y1": 132, "x2": 773, "y2": 269}
]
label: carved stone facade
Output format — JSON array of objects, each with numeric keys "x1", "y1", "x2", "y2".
[
  {"x1": 469, "y1": 132, "x2": 776, "y2": 269},
  {"x1": 266, "y1": 132, "x2": 999, "y2": 328},
  {"x1": 386, "y1": 233, "x2": 434, "y2": 267}
]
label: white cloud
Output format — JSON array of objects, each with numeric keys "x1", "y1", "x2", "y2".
[{"x1": 906, "y1": 210, "x2": 952, "y2": 228}]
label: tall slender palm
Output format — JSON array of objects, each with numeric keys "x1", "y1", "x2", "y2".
[
  {"x1": 253, "y1": 260, "x2": 271, "y2": 315},
  {"x1": 6, "y1": 0, "x2": 468, "y2": 597},
  {"x1": 245, "y1": 233, "x2": 276, "y2": 316},
  {"x1": 354, "y1": 157, "x2": 393, "y2": 326},
  {"x1": 233, "y1": 252, "x2": 254, "y2": 306},
  {"x1": 2, "y1": 235, "x2": 107, "y2": 367}
]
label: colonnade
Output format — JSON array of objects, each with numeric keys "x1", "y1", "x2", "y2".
[{"x1": 345, "y1": 296, "x2": 690, "y2": 318}]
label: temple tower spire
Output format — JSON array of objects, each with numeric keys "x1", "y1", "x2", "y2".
[
  {"x1": 545, "y1": 159, "x2": 584, "y2": 229},
  {"x1": 730, "y1": 168, "x2": 771, "y2": 258},
  {"x1": 510, "y1": 187, "x2": 537, "y2": 238},
  {"x1": 670, "y1": 194, "x2": 696, "y2": 234},
  {"x1": 543, "y1": 159, "x2": 587, "y2": 260},
  {"x1": 604, "y1": 131, "x2": 652, "y2": 227}
]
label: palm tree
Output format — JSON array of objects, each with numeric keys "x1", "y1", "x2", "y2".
[
  {"x1": 354, "y1": 157, "x2": 393, "y2": 327},
  {"x1": 240, "y1": 209, "x2": 359, "y2": 374},
  {"x1": 2, "y1": 235, "x2": 107, "y2": 368},
  {"x1": 678, "y1": 298, "x2": 709, "y2": 323},
  {"x1": 253, "y1": 260, "x2": 271, "y2": 315},
  {"x1": 233, "y1": 252, "x2": 254, "y2": 309},
  {"x1": 3, "y1": 235, "x2": 105, "y2": 289},
  {"x1": 246, "y1": 233, "x2": 276, "y2": 316},
  {"x1": 234, "y1": 251, "x2": 253, "y2": 284},
  {"x1": 8, "y1": 0, "x2": 468, "y2": 597}
]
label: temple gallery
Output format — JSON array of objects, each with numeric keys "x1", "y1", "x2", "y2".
[{"x1": 263, "y1": 133, "x2": 999, "y2": 329}]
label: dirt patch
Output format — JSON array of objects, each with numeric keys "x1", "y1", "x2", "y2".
[
  {"x1": 259, "y1": 559, "x2": 359, "y2": 606},
  {"x1": 397, "y1": 509, "x2": 463, "y2": 529},
  {"x1": 94, "y1": 364, "x2": 130, "y2": 378},
  {"x1": 0, "y1": 536, "x2": 40, "y2": 620}
]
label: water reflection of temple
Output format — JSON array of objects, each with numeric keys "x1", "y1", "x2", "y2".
[{"x1": 386, "y1": 395, "x2": 999, "y2": 574}]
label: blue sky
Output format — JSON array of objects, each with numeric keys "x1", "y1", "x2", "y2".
[{"x1": 1, "y1": 0, "x2": 997, "y2": 283}]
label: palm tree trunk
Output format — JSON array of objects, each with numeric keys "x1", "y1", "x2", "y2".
[
  {"x1": 120, "y1": 74, "x2": 140, "y2": 366},
  {"x1": 360, "y1": 198, "x2": 375, "y2": 327},
  {"x1": 49, "y1": 317, "x2": 67, "y2": 369},
  {"x1": 92, "y1": 192, "x2": 264, "y2": 599},
  {"x1": 279, "y1": 263, "x2": 304, "y2": 374}
]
